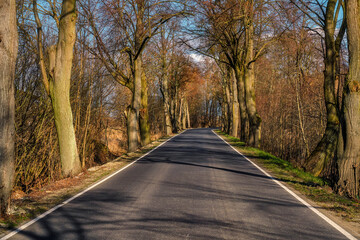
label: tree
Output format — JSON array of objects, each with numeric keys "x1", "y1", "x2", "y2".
[
  {"x1": 33, "y1": 0, "x2": 81, "y2": 177},
  {"x1": 186, "y1": 0, "x2": 277, "y2": 146},
  {"x1": 336, "y1": 0, "x2": 360, "y2": 198},
  {"x1": 82, "y1": 0, "x2": 186, "y2": 152},
  {"x1": 290, "y1": 0, "x2": 346, "y2": 177},
  {"x1": 0, "y1": 0, "x2": 17, "y2": 216}
]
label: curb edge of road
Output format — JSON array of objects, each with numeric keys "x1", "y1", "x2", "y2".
[
  {"x1": 1, "y1": 130, "x2": 188, "y2": 240},
  {"x1": 212, "y1": 130, "x2": 357, "y2": 240}
]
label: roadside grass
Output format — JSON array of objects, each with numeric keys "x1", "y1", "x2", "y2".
[
  {"x1": 0, "y1": 134, "x2": 174, "y2": 235},
  {"x1": 215, "y1": 130, "x2": 360, "y2": 224}
]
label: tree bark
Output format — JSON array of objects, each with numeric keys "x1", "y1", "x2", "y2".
[
  {"x1": 244, "y1": 12, "x2": 261, "y2": 148},
  {"x1": 230, "y1": 68, "x2": 239, "y2": 138},
  {"x1": 336, "y1": 0, "x2": 360, "y2": 197},
  {"x1": 140, "y1": 61, "x2": 150, "y2": 146},
  {"x1": 127, "y1": 57, "x2": 142, "y2": 152},
  {"x1": 0, "y1": 0, "x2": 17, "y2": 216},
  {"x1": 186, "y1": 100, "x2": 191, "y2": 128},
  {"x1": 304, "y1": 0, "x2": 345, "y2": 177},
  {"x1": 160, "y1": 36, "x2": 172, "y2": 135},
  {"x1": 34, "y1": 0, "x2": 81, "y2": 177},
  {"x1": 234, "y1": 64, "x2": 249, "y2": 143}
]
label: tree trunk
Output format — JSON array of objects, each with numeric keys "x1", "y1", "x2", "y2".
[
  {"x1": 140, "y1": 61, "x2": 150, "y2": 146},
  {"x1": 160, "y1": 52, "x2": 172, "y2": 135},
  {"x1": 234, "y1": 64, "x2": 249, "y2": 142},
  {"x1": 304, "y1": 0, "x2": 344, "y2": 177},
  {"x1": 182, "y1": 99, "x2": 187, "y2": 129},
  {"x1": 177, "y1": 96, "x2": 184, "y2": 131},
  {"x1": 230, "y1": 68, "x2": 239, "y2": 138},
  {"x1": 50, "y1": 1, "x2": 81, "y2": 177},
  {"x1": 244, "y1": 17, "x2": 261, "y2": 148},
  {"x1": 336, "y1": 0, "x2": 360, "y2": 197},
  {"x1": 225, "y1": 80, "x2": 232, "y2": 134},
  {"x1": 186, "y1": 100, "x2": 191, "y2": 128},
  {"x1": 33, "y1": 0, "x2": 81, "y2": 177},
  {"x1": 127, "y1": 58, "x2": 142, "y2": 152},
  {"x1": 0, "y1": 0, "x2": 17, "y2": 216}
]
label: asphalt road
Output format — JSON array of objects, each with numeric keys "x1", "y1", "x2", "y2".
[{"x1": 4, "y1": 129, "x2": 354, "y2": 239}]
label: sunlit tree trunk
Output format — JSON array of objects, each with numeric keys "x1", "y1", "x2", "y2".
[
  {"x1": 230, "y1": 68, "x2": 239, "y2": 138},
  {"x1": 336, "y1": 0, "x2": 360, "y2": 197},
  {"x1": 0, "y1": 0, "x2": 17, "y2": 216},
  {"x1": 34, "y1": 0, "x2": 81, "y2": 177},
  {"x1": 244, "y1": 7, "x2": 261, "y2": 148},
  {"x1": 186, "y1": 100, "x2": 191, "y2": 128},
  {"x1": 159, "y1": 31, "x2": 173, "y2": 135}
]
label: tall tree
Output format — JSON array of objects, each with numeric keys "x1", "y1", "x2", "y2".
[
  {"x1": 0, "y1": 0, "x2": 17, "y2": 216},
  {"x1": 336, "y1": 0, "x2": 360, "y2": 198},
  {"x1": 291, "y1": 0, "x2": 346, "y2": 177},
  {"x1": 82, "y1": 0, "x2": 185, "y2": 151},
  {"x1": 33, "y1": 0, "x2": 81, "y2": 176}
]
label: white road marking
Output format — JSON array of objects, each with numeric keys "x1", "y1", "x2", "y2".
[
  {"x1": 1, "y1": 130, "x2": 187, "y2": 240},
  {"x1": 212, "y1": 130, "x2": 357, "y2": 240}
]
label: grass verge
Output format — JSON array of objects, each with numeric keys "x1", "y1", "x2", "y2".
[
  {"x1": 215, "y1": 130, "x2": 360, "y2": 235},
  {"x1": 0, "y1": 133, "x2": 175, "y2": 236}
]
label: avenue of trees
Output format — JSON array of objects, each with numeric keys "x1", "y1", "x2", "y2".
[{"x1": 0, "y1": 0, "x2": 360, "y2": 216}]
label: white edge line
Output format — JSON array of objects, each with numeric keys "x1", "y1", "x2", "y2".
[
  {"x1": 1, "y1": 130, "x2": 187, "y2": 240},
  {"x1": 212, "y1": 130, "x2": 357, "y2": 240}
]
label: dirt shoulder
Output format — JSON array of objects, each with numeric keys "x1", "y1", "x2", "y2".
[
  {"x1": 0, "y1": 133, "x2": 175, "y2": 237},
  {"x1": 215, "y1": 130, "x2": 360, "y2": 239}
]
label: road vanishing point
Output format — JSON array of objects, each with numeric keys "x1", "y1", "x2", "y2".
[{"x1": 3, "y1": 129, "x2": 356, "y2": 240}]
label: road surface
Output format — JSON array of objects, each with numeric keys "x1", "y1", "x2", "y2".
[{"x1": 3, "y1": 129, "x2": 354, "y2": 239}]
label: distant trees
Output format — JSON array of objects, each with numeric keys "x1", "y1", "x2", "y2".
[
  {"x1": 187, "y1": 0, "x2": 279, "y2": 147},
  {"x1": 0, "y1": 0, "x2": 17, "y2": 216}
]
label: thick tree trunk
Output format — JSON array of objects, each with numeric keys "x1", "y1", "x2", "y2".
[
  {"x1": 304, "y1": 0, "x2": 343, "y2": 177},
  {"x1": 34, "y1": 0, "x2": 81, "y2": 177},
  {"x1": 230, "y1": 69, "x2": 239, "y2": 138},
  {"x1": 336, "y1": 0, "x2": 360, "y2": 197},
  {"x1": 225, "y1": 81, "x2": 232, "y2": 134},
  {"x1": 234, "y1": 64, "x2": 248, "y2": 142},
  {"x1": 0, "y1": 0, "x2": 17, "y2": 216},
  {"x1": 186, "y1": 100, "x2": 191, "y2": 128},
  {"x1": 182, "y1": 100, "x2": 187, "y2": 129},
  {"x1": 337, "y1": 94, "x2": 360, "y2": 197},
  {"x1": 177, "y1": 96, "x2": 184, "y2": 131},
  {"x1": 140, "y1": 62, "x2": 150, "y2": 146},
  {"x1": 244, "y1": 20, "x2": 261, "y2": 148},
  {"x1": 51, "y1": 1, "x2": 81, "y2": 177},
  {"x1": 127, "y1": 58, "x2": 142, "y2": 152},
  {"x1": 127, "y1": 106, "x2": 139, "y2": 152},
  {"x1": 161, "y1": 60, "x2": 172, "y2": 135},
  {"x1": 304, "y1": 55, "x2": 339, "y2": 176}
]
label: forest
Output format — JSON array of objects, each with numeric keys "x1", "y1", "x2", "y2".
[{"x1": 0, "y1": 0, "x2": 359, "y2": 218}]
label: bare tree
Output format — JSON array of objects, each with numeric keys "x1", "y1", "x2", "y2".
[
  {"x1": 33, "y1": 0, "x2": 81, "y2": 177},
  {"x1": 290, "y1": 0, "x2": 346, "y2": 177},
  {"x1": 82, "y1": 0, "x2": 186, "y2": 151}
]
